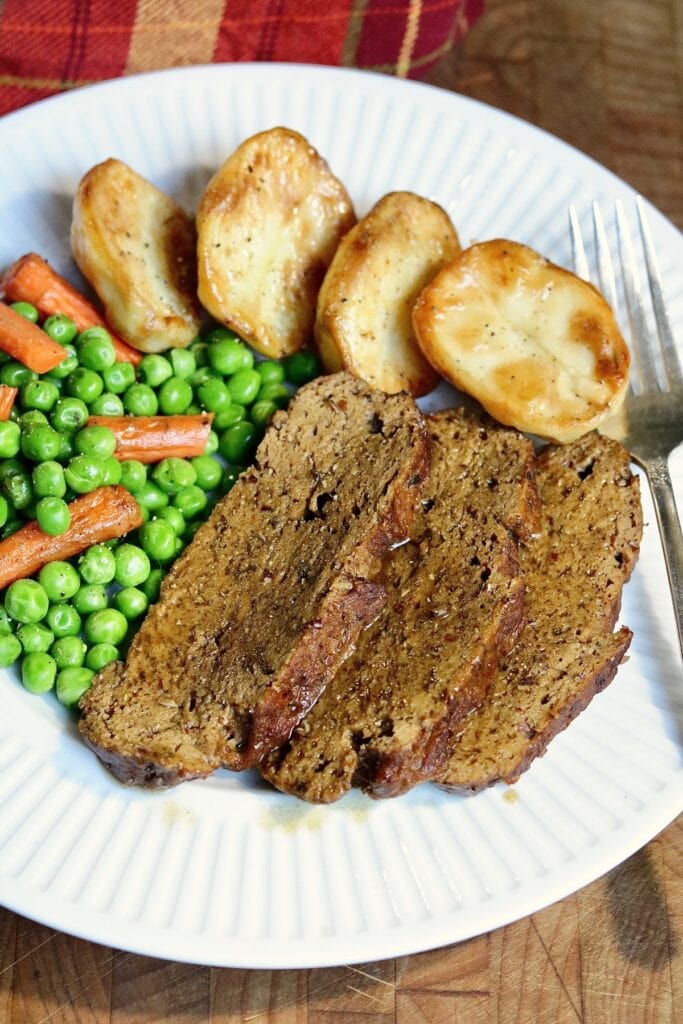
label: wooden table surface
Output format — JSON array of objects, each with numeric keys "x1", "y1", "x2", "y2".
[{"x1": 1, "y1": 1, "x2": 682, "y2": 1021}]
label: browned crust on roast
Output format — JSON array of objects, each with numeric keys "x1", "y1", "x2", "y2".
[
  {"x1": 79, "y1": 373, "x2": 429, "y2": 786},
  {"x1": 438, "y1": 628, "x2": 632, "y2": 793}
]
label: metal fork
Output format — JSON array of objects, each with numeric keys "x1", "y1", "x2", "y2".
[{"x1": 569, "y1": 197, "x2": 683, "y2": 658}]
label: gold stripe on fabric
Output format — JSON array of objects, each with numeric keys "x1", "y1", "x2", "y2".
[
  {"x1": 341, "y1": 0, "x2": 370, "y2": 67},
  {"x1": 125, "y1": 0, "x2": 226, "y2": 74},
  {"x1": 396, "y1": 0, "x2": 423, "y2": 78}
]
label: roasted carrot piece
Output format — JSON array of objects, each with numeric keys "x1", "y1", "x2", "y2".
[
  {"x1": 1, "y1": 253, "x2": 142, "y2": 366},
  {"x1": 87, "y1": 414, "x2": 214, "y2": 463},
  {"x1": 0, "y1": 486, "x2": 142, "y2": 591},
  {"x1": 0, "y1": 301, "x2": 69, "y2": 373},
  {"x1": 0, "y1": 385, "x2": 17, "y2": 420}
]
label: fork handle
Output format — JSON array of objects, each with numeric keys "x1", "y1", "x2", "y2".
[{"x1": 645, "y1": 455, "x2": 683, "y2": 659}]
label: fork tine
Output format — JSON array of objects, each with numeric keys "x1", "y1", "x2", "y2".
[
  {"x1": 615, "y1": 199, "x2": 660, "y2": 392},
  {"x1": 635, "y1": 195, "x2": 683, "y2": 389},
  {"x1": 592, "y1": 202, "x2": 618, "y2": 311},
  {"x1": 568, "y1": 205, "x2": 590, "y2": 281}
]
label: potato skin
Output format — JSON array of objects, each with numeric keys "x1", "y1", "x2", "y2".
[
  {"x1": 413, "y1": 239, "x2": 630, "y2": 443},
  {"x1": 197, "y1": 128, "x2": 355, "y2": 359},
  {"x1": 315, "y1": 192, "x2": 460, "y2": 397},
  {"x1": 71, "y1": 158, "x2": 200, "y2": 353}
]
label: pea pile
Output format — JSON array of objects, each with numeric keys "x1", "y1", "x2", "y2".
[{"x1": 0, "y1": 301, "x2": 320, "y2": 707}]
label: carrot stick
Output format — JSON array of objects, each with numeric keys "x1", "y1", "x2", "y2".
[
  {"x1": 0, "y1": 486, "x2": 142, "y2": 591},
  {"x1": 0, "y1": 301, "x2": 69, "y2": 373},
  {"x1": 0, "y1": 385, "x2": 17, "y2": 421},
  {"x1": 0, "y1": 253, "x2": 142, "y2": 366},
  {"x1": 87, "y1": 414, "x2": 214, "y2": 463}
]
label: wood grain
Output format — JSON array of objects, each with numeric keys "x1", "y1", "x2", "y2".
[{"x1": 0, "y1": 1, "x2": 681, "y2": 1022}]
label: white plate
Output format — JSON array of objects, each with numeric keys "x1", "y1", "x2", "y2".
[{"x1": 0, "y1": 64, "x2": 681, "y2": 970}]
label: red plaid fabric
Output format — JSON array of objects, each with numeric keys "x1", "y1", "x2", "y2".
[{"x1": 0, "y1": 0, "x2": 483, "y2": 116}]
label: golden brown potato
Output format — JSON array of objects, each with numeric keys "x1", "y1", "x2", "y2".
[
  {"x1": 315, "y1": 192, "x2": 460, "y2": 397},
  {"x1": 196, "y1": 128, "x2": 355, "y2": 359},
  {"x1": 71, "y1": 158, "x2": 200, "y2": 353},
  {"x1": 413, "y1": 240, "x2": 630, "y2": 443}
]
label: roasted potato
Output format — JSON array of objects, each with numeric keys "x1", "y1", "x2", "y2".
[
  {"x1": 413, "y1": 240, "x2": 630, "y2": 443},
  {"x1": 196, "y1": 128, "x2": 355, "y2": 359},
  {"x1": 71, "y1": 159, "x2": 200, "y2": 353},
  {"x1": 315, "y1": 192, "x2": 460, "y2": 397}
]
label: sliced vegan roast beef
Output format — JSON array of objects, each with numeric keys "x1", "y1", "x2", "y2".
[
  {"x1": 261, "y1": 409, "x2": 540, "y2": 802},
  {"x1": 437, "y1": 432, "x2": 642, "y2": 792},
  {"x1": 80, "y1": 372, "x2": 430, "y2": 786}
]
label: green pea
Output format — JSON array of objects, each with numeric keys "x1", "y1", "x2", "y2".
[
  {"x1": 220, "y1": 465, "x2": 244, "y2": 494},
  {"x1": 219, "y1": 421, "x2": 258, "y2": 463},
  {"x1": 138, "y1": 353, "x2": 172, "y2": 388},
  {"x1": 284, "y1": 350, "x2": 321, "y2": 385},
  {"x1": 22, "y1": 652, "x2": 57, "y2": 693},
  {"x1": 190, "y1": 454, "x2": 222, "y2": 491},
  {"x1": 172, "y1": 485, "x2": 207, "y2": 520},
  {"x1": 184, "y1": 519, "x2": 204, "y2": 541},
  {"x1": 72, "y1": 584, "x2": 108, "y2": 616},
  {"x1": 189, "y1": 339, "x2": 209, "y2": 366},
  {"x1": 56, "y1": 431, "x2": 75, "y2": 463},
  {"x1": 20, "y1": 379, "x2": 59, "y2": 412},
  {"x1": 85, "y1": 643, "x2": 119, "y2": 672},
  {"x1": 190, "y1": 366, "x2": 217, "y2": 388},
  {"x1": 64, "y1": 454, "x2": 104, "y2": 494},
  {"x1": 78, "y1": 543, "x2": 116, "y2": 585},
  {"x1": 43, "y1": 313, "x2": 78, "y2": 346},
  {"x1": 152, "y1": 457, "x2": 197, "y2": 495},
  {"x1": 32, "y1": 461, "x2": 66, "y2": 499},
  {"x1": 0, "y1": 456, "x2": 25, "y2": 483},
  {"x1": 257, "y1": 382, "x2": 291, "y2": 409},
  {"x1": 0, "y1": 518, "x2": 20, "y2": 539},
  {"x1": 45, "y1": 345, "x2": 78, "y2": 380},
  {"x1": 85, "y1": 608, "x2": 128, "y2": 646},
  {"x1": 250, "y1": 399, "x2": 278, "y2": 429},
  {"x1": 100, "y1": 456, "x2": 122, "y2": 486},
  {"x1": 46, "y1": 603, "x2": 81, "y2": 638},
  {"x1": 197, "y1": 377, "x2": 231, "y2": 413},
  {"x1": 140, "y1": 567, "x2": 164, "y2": 603},
  {"x1": 10, "y1": 300, "x2": 38, "y2": 323},
  {"x1": 66, "y1": 367, "x2": 104, "y2": 404},
  {"x1": 213, "y1": 404, "x2": 246, "y2": 431},
  {"x1": 51, "y1": 636, "x2": 87, "y2": 670},
  {"x1": 139, "y1": 519, "x2": 176, "y2": 562},
  {"x1": 50, "y1": 397, "x2": 89, "y2": 433},
  {"x1": 3, "y1": 470, "x2": 33, "y2": 510},
  {"x1": 56, "y1": 666, "x2": 93, "y2": 708},
  {"x1": 37, "y1": 561, "x2": 80, "y2": 603},
  {"x1": 123, "y1": 383, "x2": 158, "y2": 416},
  {"x1": 90, "y1": 392, "x2": 124, "y2": 417},
  {"x1": 0, "y1": 361, "x2": 37, "y2": 388},
  {"x1": 114, "y1": 543, "x2": 150, "y2": 587},
  {"x1": 204, "y1": 325, "x2": 236, "y2": 346},
  {"x1": 36, "y1": 497, "x2": 71, "y2": 536},
  {"x1": 0, "y1": 495, "x2": 7, "y2": 528},
  {"x1": 0, "y1": 420, "x2": 20, "y2": 458},
  {"x1": 204, "y1": 429, "x2": 218, "y2": 455},
  {"x1": 21, "y1": 424, "x2": 62, "y2": 462},
  {"x1": 186, "y1": 402, "x2": 202, "y2": 415},
  {"x1": 119, "y1": 459, "x2": 147, "y2": 494},
  {"x1": 157, "y1": 506, "x2": 186, "y2": 535},
  {"x1": 226, "y1": 368, "x2": 261, "y2": 406},
  {"x1": 158, "y1": 376, "x2": 193, "y2": 414},
  {"x1": 134, "y1": 479, "x2": 168, "y2": 511},
  {"x1": 74, "y1": 425, "x2": 117, "y2": 460},
  {"x1": 0, "y1": 633, "x2": 21, "y2": 667},
  {"x1": 169, "y1": 348, "x2": 196, "y2": 380},
  {"x1": 103, "y1": 360, "x2": 136, "y2": 394},
  {"x1": 208, "y1": 335, "x2": 248, "y2": 376},
  {"x1": 19, "y1": 410, "x2": 48, "y2": 429},
  {"x1": 256, "y1": 360, "x2": 286, "y2": 386},
  {"x1": 77, "y1": 327, "x2": 116, "y2": 371},
  {"x1": 17, "y1": 622, "x2": 54, "y2": 654},
  {"x1": 114, "y1": 586, "x2": 148, "y2": 620},
  {"x1": 5, "y1": 579, "x2": 49, "y2": 623}
]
